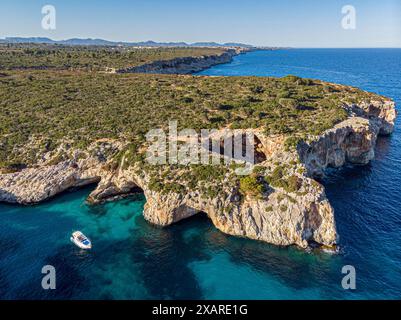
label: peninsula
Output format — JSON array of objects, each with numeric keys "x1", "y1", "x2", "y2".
[{"x1": 0, "y1": 44, "x2": 396, "y2": 249}]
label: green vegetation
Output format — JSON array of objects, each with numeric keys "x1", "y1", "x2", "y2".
[
  {"x1": 0, "y1": 44, "x2": 225, "y2": 71},
  {"x1": 111, "y1": 143, "x2": 143, "y2": 170},
  {"x1": 147, "y1": 164, "x2": 230, "y2": 197},
  {"x1": 265, "y1": 166, "x2": 285, "y2": 183},
  {"x1": 265, "y1": 205, "x2": 273, "y2": 212},
  {"x1": 284, "y1": 136, "x2": 301, "y2": 151},
  {"x1": 265, "y1": 165, "x2": 302, "y2": 193},
  {"x1": 240, "y1": 175, "x2": 265, "y2": 197},
  {"x1": 0, "y1": 66, "x2": 378, "y2": 170}
]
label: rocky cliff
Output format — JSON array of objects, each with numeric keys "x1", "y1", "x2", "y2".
[
  {"x1": 299, "y1": 99, "x2": 396, "y2": 177},
  {"x1": 116, "y1": 48, "x2": 245, "y2": 74},
  {"x1": 0, "y1": 97, "x2": 396, "y2": 249}
]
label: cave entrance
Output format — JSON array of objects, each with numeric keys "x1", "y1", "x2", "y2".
[
  {"x1": 172, "y1": 210, "x2": 210, "y2": 227},
  {"x1": 86, "y1": 178, "x2": 145, "y2": 204}
]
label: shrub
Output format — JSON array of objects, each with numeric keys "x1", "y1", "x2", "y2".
[
  {"x1": 267, "y1": 166, "x2": 285, "y2": 182},
  {"x1": 149, "y1": 177, "x2": 163, "y2": 192},
  {"x1": 240, "y1": 175, "x2": 265, "y2": 197},
  {"x1": 182, "y1": 96, "x2": 194, "y2": 103},
  {"x1": 265, "y1": 205, "x2": 273, "y2": 212},
  {"x1": 284, "y1": 136, "x2": 301, "y2": 151},
  {"x1": 279, "y1": 98, "x2": 298, "y2": 109},
  {"x1": 265, "y1": 164, "x2": 302, "y2": 193},
  {"x1": 286, "y1": 175, "x2": 302, "y2": 192},
  {"x1": 251, "y1": 85, "x2": 265, "y2": 94}
]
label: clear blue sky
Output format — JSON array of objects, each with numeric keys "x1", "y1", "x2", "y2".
[{"x1": 1, "y1": 0, "x2": 400, "y2": 47}]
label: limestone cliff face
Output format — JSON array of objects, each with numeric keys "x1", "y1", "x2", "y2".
[
  {"x1": 0, "y1": 99, "x2": 396, "y2": 249},
  {"x1": 0, "y1": 156, "x2": 101, "y2": 204},
  {"x1": 142, "y1": 186, "x2": 336, "y2": 248},
  {"x1": 299, "y1": 100, "x2": 396, "y2": 177},
  {"x1": 83, "y1": 161, "x2": 337, "y2": 248},
  {"x1": 116, "y1": 49, "x2": 243, "y2": 74}
]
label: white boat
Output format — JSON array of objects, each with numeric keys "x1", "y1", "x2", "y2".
[{"x1": 70, "y1": 231, "x2": 92, "y2": 250}]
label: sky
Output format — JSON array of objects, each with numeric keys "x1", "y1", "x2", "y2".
[{"x1": 0, "y1": 0, "x2": 400, "y2": 47}]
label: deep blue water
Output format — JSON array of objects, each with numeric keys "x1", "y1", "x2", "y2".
[{"x1": 1, "y1": 49, "x2": 401, "y2": 299}]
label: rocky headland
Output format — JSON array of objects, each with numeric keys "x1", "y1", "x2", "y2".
[{"x1": 0, "y1": 47, "x2": 397, "y2": 249}]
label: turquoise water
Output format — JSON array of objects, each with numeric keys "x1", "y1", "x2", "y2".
[{"x1": 1, "y1": 49, "x2": 401, "y2": 299}]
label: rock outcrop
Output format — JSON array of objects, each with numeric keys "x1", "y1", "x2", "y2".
[
  {"x1": 299, "y1": 100, "x2": 396, "y2": 177},
  {"x1": 0, "y1": 96, "x2": 396, "y2": 249}
]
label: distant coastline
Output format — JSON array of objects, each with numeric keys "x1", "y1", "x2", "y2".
[
  {"x1": 116, "y1": 48, "x2": 248, "y2": 74},
  {"x1": 0, "y1": 39, "x2": 283, "y2": 75},
  {"x1": 0, "y1": 36, "x2": 276, "y2": 49}
]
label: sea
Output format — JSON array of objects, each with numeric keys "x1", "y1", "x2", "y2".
[{"x1": 1, "y1": 49, "x2": 400, "y2": 299}]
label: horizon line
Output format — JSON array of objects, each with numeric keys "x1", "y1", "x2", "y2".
[{"x1": 1, "y1": 36, "x2": 401, "y2": 49}]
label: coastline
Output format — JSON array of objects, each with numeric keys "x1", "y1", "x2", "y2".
[
  {"x1": 116, "y1": 47, "x2": 251, "y2": 74},
  {"x1": 0, "y1": 89, "x2": 396, "y2": 249}
]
